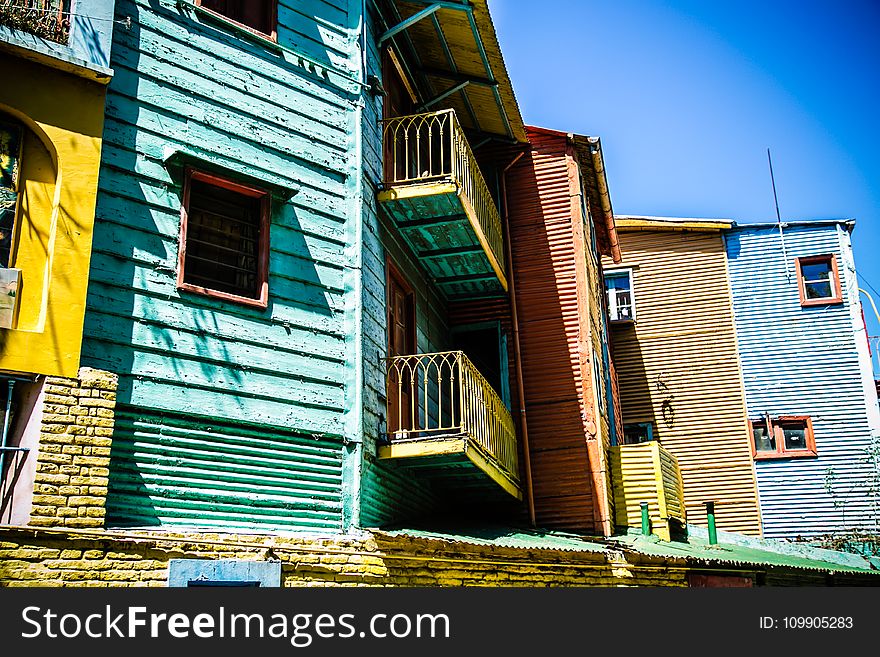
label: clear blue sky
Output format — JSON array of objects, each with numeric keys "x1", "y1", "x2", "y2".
[{"x1": 492, "y1": 0, "x2": 880, "y2": 347}]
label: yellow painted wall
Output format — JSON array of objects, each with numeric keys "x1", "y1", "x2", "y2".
[
  {"x1": 0, "y1": 52, "x2": 106, "y2": 377},
  {"x1": 602, "y1": 227, "x2": 762, "y2": 535}
]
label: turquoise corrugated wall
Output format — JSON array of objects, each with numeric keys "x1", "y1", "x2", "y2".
[
  {"x1": 726, "y1": 223, "x2": 880, "y2": 538},
  {"x1": 84, "y1": 0, "x2": 363, "y2": 531}
]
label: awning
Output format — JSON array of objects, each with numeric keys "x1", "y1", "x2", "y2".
[{"x1": 383, "y1": 0, "x2": 527, "y2": 143}]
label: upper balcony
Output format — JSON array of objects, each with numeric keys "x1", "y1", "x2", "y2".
[
  {"x1": 379, "y1": 350, "x2": 521, "y2": 501},
  {"x1": 0, "y1": 0, "x2": 69, "y2": 43},
  {"x1": 0, "y1": 0, "x2": 115, "y2": 82},
  {"x1": 378, "y1": 109, "x2": 508, "y2": 300}
]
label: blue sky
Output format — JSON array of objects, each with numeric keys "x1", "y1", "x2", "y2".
[{"x1": 491, "y1": 0, "x2": 880, "y2": 350}]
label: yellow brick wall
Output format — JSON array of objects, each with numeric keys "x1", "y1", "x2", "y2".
[
  {"x1": 29, "y1": 367, "x2": 118, "y2": 529},
  {"x1": 0, "y1": 527, "x2": 689, "y2": 587}
]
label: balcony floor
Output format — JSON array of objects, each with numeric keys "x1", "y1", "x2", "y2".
[
  {"x1": 378, "y1": 180, "x2": 507, "y2": 300},
  {"x1": 378, "y1": 434, "x2": 522, "y2": 501}
]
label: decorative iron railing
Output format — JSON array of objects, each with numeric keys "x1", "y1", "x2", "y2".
[
  {"x1": 381, "y1": 109, "x2": 506, "y2": 275},
  {"x1": 0, "y1": 0, "x2": 70, "y2": 43},
  {"x1": 384, "y1": 350, "x2": 518, "y2": 482}
]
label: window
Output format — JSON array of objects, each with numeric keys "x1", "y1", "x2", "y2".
[
  {"x1": 1, "y1": 118, "x2": 23, "y2": 268},
  {"x1": 178, "y1": 169, "x2": 270, "y2": 308},
  {"x1": 796, "y1": 254, "x2": 842, "y2": 306},
  {"x1": 623, "y1": 422, "x2": 654, "y2": 445},
  {"x1": 197, "y1": 0, "x2": 277, "y2": 39},
  {"x1": 604, "y1": 269, "x2": 635, "y2": 322},
  {"x1": 750, "y1": 416, "x2": 817, "y2": 459}
]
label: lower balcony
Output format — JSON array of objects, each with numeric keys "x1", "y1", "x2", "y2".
[
  {"x1": 378, "y1": 109, "x2": 507, "y2": 300},
  {"x1": 379, "y1": 351, "x2": 521, "y2": 500}
]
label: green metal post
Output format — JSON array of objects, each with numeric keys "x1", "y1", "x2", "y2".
[
  {"x1": 705, "y1": 501, "x2": 718, "y2": 545},
  {"x1": 640, "y1": 501, "x2": 651, "y2": 536}
]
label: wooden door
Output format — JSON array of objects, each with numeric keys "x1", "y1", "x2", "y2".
[{"x1": 387, "y1": 261, "x2": 416, "y2": 435}]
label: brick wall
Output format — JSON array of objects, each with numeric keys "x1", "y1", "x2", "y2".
[
  {"x1": 0, "y1": 527, "x2": 690, "y2": 587},
  {"x1": 29, "y1": 368, "x2": 118, "y2": 529}
]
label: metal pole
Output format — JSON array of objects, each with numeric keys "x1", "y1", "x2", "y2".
[
  {"x1": 0, "y1": 381, "x2": 15, "y2": 483},
  {"x1": 767, "y1": 149, "x2": 791, "y2": 280},
  {"x1": 640, "y1": 501, "x2": 651, "y2": 536},
  {"x1": 705, "y1": 501, "x2": 718, "y2": 545}
]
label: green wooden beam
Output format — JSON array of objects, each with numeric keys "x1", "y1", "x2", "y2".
[
  {"x1": 417, "y1": 245, "x2": 484, "y2": 259},
  {"x1": 379, "y1": 3, "x2": 444, "y2": 44}
]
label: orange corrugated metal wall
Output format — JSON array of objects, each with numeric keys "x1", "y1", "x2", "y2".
[{"x1": 505, "y1": 130, "x2": 607, "y2": 534}]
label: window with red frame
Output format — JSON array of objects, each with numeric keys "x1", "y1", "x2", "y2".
[
  {"x1": 178, "y1": 169, "x2": 270, "y2": 308},
  {"x1": 751, "y1": 416, "x2": 817, "y2": 460},
  {"x1": 796, "y1": 254, "x2": 842, "y2": 306},
  {"x1": 198, "y1": 0, "x2": 276, "y2": 38}
]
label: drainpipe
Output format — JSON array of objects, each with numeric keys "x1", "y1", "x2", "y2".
[
  {"x1": 587, "y1": 137, "x2": 621, "y2": 263},
  {"x1": 640, "y1": 501, "x2": 651, "y2": 536},
  {"x1": 501, "y1": 148, "x2": 535, "y2": 526},
  {"x1": 705, "y1": 501, "x2": 718, "y2": 545}
]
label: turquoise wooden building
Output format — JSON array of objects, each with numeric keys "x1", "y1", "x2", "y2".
[
  {"x1": 84, "y1": 0, "x2": 535, "y2": 533},
  {"x1": 725, "y1": 220, "x2": 880, "y2": 538}
]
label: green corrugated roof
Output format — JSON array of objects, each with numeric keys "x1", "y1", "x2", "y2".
[
  {"x1": 611, "y1": 531, "x2": 877, "y2": 574},
  {"x1": 377, "y1": 524, "x2": 878, "y2": 575},
  {"x1": 378, "y1": 526, "x2": 609, "y2": 554}
]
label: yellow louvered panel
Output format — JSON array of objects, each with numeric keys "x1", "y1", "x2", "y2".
[{"x1": 604, "y1": 227, "x2": 762, "y2": 536}]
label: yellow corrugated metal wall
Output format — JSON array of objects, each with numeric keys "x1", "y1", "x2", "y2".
[
  {"x1": 611, "y1": 442, "x2": 685, "y2": 541},
  {"x1": 603, "y1": 227, "x2": 762, "y2": 536}
]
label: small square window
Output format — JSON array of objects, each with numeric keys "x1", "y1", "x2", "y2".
[
  {"x1": 178, "y1": 169, "x2": 270, "y2": 308},
  {"x1": 604, "y1": 269, "x2": 635, "y2": 322},
  {"x1": 197, "y1": 0, "x2": 277, "y2": 39},
  {"x1": 623, "y1": 422, "x2": 654, "y2": 445},
  {"x1": 796, "y1": 255, "x2": 842, "y2": 306},
  {"x1": 750, "y1": 416, "x2": 817, "y2": 460}
]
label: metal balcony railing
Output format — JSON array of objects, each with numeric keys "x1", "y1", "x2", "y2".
[
  {"x1": 0, "y1": 0, "x2": 69, "y2": 43},
  {"x1": 384, "y1": 350, "x2": 518, "y2": 482},
  {"x1": 381, "y1": 109, "x2": 506, "y2": 276}
]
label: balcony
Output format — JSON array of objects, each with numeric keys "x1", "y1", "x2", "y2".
[
  {"x1": 379, "y1": 109, "x2": 508, "y2": 299},
  {"x1": 379, "y1": 351, "x2": 521, "y2": 500},
  {"x1": 0, "y1": 1, "x2": 70, "y2": 44},
  {"x1": 610, "y1": 442, "x2": 686, "y2": 541}
]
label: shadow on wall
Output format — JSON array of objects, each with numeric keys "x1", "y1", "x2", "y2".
[{"x1": 84, "y1": 1, "x2": 339, "y2": 528}]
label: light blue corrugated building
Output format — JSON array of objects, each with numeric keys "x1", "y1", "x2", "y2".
[{"x1": 725, "y1": 220, "x2": 880, "y2": 539}]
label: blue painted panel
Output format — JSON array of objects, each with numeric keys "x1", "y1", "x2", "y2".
[{"x1": 726, "y1": 222, "x2": 880, "y2": 538}]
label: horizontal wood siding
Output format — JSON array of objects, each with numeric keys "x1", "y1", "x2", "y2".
[
  {"x1": 86, "y1": 0, "x2": 361, "y2": 531},
  {"x1": 726, "y1": 223, "x2": 880, "y2": 538},
  {"x1": 603, "y1": 229, "x2": 762, "y2": 535}
]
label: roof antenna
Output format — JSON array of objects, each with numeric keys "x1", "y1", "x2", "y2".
[{"x1": 767, "y1": 148, "x2": 791, "y2": 280}]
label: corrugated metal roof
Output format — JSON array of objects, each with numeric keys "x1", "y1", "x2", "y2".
[
  {"x1": 612, "y1": 529, "x2": 877, "y2": 574},
  {"x1": 376, "y1": 525, "x2": 878, "y2": 574},
  {"x1": 377, "y1": 526, "x2": 610, "y2": 553}
]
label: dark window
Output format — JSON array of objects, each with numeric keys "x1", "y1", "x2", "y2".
[
  {"x1": 796, "y1": 255, "x2": 842, "y2": 306},
  {"x1": 178, "y1": 170, "x2": 270, "y2": 308},
  {"x1": 623, "y1": 422, "x2": 654, "y2": 445},
  {"x1": 751, "y1": 416, "x2": 817, "y2": 459},
  {"x1": 198, "y1": 0, "x2": 276, "y2": 38}
]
